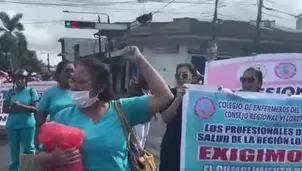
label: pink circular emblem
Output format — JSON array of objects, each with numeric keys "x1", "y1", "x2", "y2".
[
  {"x1": 194, "y1": 97, "x2": 216, "y2": 119},
  {"x1": 275, "y1": 63, "x2": 297, "y2": 79}
]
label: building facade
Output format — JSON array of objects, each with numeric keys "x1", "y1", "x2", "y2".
[
  {"x1": 58, "y1": 38, "x2": 99, "y2": 61},
  {"x1": 59, "y1": 17, "x2": 302, "y2": 87}
]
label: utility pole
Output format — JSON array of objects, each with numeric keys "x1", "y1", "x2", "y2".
[
  {"x1": 47, "y1": 53, "x2": 50, "y2": 71},
  {"x1": 207, "y1": 0, "x2": 219, "y2": 60},
  {"x1": 98, "y1": 15, "x2": 102, "y2": 55},
  {"x1": 212, "y1": 0, "x2": 219, "y2": 40},
  {"x1": 106, "y1": 16, "x2": 111, "y2": 58},
  {"x1": 254, "y1": 0, "x2": 264, "y2": 53}
]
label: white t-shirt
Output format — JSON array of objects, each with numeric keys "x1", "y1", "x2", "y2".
[{"x1": 134, "y1": 89, "x2": 151, "y2": 147}]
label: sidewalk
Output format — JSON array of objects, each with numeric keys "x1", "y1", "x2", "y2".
[{"x1": 145, "y1": 116, "x2": 166, "y2": 167}]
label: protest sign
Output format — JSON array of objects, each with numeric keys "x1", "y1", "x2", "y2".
[
  {"x1": 181, "y1": 84, "x2": 302, "y2": 171},
  {"x1": 0, "y1": 81, "x2": 56, "y2": 126},
  {"x1": 204, "y1": 53, "x2": 302, "y2": 95}
]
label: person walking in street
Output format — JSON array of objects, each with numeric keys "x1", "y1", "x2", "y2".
[
  {"x1": 34, "y1": 46, "x2": 174, "y2": 171},
  {"x1": 3, "y1": 69, "x2": 39, "y2": 171},
  {"x1": 159, "y1": 63, "x2": 199, "y2": 171},
  {"x1": 37, "y1": 60, "x2": 75, "y2": 125}
]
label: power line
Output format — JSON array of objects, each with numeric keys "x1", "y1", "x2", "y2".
[
  {"x1": 0, "y1": 0, "x2": 218, "y2": 7},
  {"x1": 22, "y1": 20, "x2": 64, "y2": 24},
  {"x1": 265, "y1": 0, "x2": 292, "y2": 9},
  {"x1": 0, "y1": 0, "x2": 137, "y2": 7},
  {"x1": 263, "y1": 6, "x2": 298, "y2": 18},
  {"x1": 152, "y1": 0, "x2": 177, "y2": 14},
  {"x1": 262, "y1": 12, "x2": 294, "y2": 22},
  {"x1": 19, "y1": 10, "x2": 214, "y2": 25}
]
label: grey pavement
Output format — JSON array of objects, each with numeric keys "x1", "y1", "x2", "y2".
[
  {"x1": 0, "y1": 133, "x2": 9, "y2": 171},
  {"x1": 145, "y1": 116, "x2": 166, "y2": 166},
  {"x1": 0, "y1": 117, "x2": 166, "y2": 170}
]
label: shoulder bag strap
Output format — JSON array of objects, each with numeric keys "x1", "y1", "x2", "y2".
[
  {"x1": 114, "y1": 101, "x2": 142, "y2": 149},
  {"x1": 114, "y1": 101, "x2": 130, "y2": 142}
]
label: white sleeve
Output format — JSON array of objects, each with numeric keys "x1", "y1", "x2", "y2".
[{"x1": 135, "y1": 124, "x2": 145, "y2": 147}]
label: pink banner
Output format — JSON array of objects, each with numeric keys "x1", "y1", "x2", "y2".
[{"x1": 204, "y1": 53, "x2": 302, "y2": 95}]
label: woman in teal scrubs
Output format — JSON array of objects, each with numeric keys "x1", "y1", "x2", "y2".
[
  {"x1": 3, "y1": 69, "x2": 39, "y2": 171},
  {"x1": 35, "y1": 46, "x2": 174, "y2": 171},
  {"x1": 37, "y1": 60, "x2": 75, "y2": 125}
]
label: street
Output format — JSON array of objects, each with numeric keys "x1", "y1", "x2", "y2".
[
  {"x1": 0, "y1": 118, "x2": 166, "y2": 170},
  {"x1": 0, "y1": 134, "x2": 9, "y2": 170}
]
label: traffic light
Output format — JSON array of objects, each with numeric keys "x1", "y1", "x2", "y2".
[{"x1": 64, "y1": 21, "x2": 96, "y2": 29}]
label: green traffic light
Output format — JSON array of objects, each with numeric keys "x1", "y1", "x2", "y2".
[{"x1": 65, "y1": 21, "x2": 72, "y2": 27}]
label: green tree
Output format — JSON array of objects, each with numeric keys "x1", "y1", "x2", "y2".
[
  {"x1": 0, "y1": 12, "x2": 44, "y2": 73},
  {"x1": 0, "y1": 12, "x2": 24, "y2": 71}
]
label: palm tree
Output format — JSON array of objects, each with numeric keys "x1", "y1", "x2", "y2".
[{"x1": 0, "y1": 12, "x2": 25, "y2": 71}]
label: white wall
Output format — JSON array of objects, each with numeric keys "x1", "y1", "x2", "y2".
[
  {"x1": 77, "y1": 38, "x2": 107, "y2": 57},
  {"x1": 61, "y1": 38, "x2": 98, "y2": 62},
  {"x1": 141, "y1": 45, "x2": 191, "y2": 87}
]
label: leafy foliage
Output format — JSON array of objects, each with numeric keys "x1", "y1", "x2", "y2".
[{"x1": 0, "y1": 12, "x2": 45, "y2": 73}]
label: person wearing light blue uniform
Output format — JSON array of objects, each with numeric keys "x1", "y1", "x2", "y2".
[
  {"x1": 37, "y1": 60, "x2": 75, "y2": 125},
  {"x1": 3, "y1": 69, "x2": 39, "y2": 171},
  {"x1": 34, "y1": 46, "x2": 174, "y2": 171}
]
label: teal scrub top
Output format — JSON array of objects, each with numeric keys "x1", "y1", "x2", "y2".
[
  {"x1": 38, "y1": 86, "x2": 74, "y2": 121},
  {"x1": 4, "y1": 87, "x2": 39, "y2": 129},
  {"x1": 54, "y1": 95, "x2": 152, "y2": 171}
]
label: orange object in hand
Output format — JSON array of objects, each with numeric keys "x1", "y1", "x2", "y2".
[{"x1": 39, "y1": 122, "x2": 85, "y2": 171}]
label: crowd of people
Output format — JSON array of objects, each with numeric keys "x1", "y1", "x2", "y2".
[{"x1": 1, "y1": 46, "x2": 264, "y2": 171}]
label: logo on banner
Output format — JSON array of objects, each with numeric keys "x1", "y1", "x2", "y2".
[
  {"x1": 275, "y1": 62, "x2": 297, "y2": 79},
  {"x1": 194, "y1": 97, "x2": 216, "y2": 119}
]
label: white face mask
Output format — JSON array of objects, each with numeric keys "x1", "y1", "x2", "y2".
[{"x1": 71, "y1": 90, "x2": 99, "y2": 108}]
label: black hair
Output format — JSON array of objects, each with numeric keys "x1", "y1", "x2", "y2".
[
  {"x1": 244, "y1": 67, "x2": 263, "y2": 84},
  {"x1": 77, "y1": 58, "x2": 114, "y2": 102},
  {"x1": 56, "y1": 60, "x2": 73, "y2": 74},
  {"x1": 244, "y1": 67, "x2": 263, "y2": 92},
  {"x1": 175, "y1": 63, "x2": 198, "y2": 76}
]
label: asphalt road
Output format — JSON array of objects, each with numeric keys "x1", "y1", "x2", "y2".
[
  {"x1": 0, "y1": 133, "x2": 9, "y2": 171},
  {"x1": 0, "y1": 117, "x2": 166, "y2": 170}
]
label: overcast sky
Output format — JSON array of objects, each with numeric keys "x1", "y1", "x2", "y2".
[{"x1": 0, "y1": 0, "x2": 301, "y2": 65}]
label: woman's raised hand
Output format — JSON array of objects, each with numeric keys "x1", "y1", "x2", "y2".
[{"x1": 120, "y1": 46, "x2": 144, "y2": 62}]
